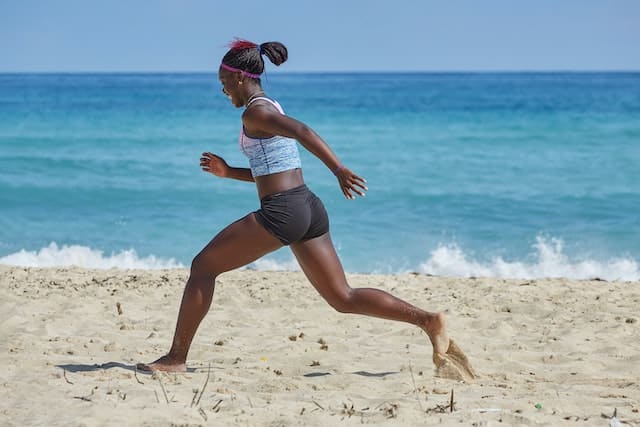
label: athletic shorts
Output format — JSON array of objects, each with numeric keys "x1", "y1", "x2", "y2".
[{"x1": 254, "y1": 184, "x2": 329, "y2": 245}]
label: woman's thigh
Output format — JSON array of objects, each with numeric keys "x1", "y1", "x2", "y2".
[
  {"x1": 289, "y1": 233, "x2": 351, "y2": 303},
  {"x1": 191, "y1": 213, "x2": 283, "y2": 278}
]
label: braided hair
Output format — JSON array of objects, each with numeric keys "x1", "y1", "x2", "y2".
[{"x1": 221, "y1": 38, "x2": 288, "y2": 79}]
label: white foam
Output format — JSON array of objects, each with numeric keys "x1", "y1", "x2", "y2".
[
  {"x1": 246, "y1": 257, "x2": 301, "y2": 272},
  {"x1": 0, "y1": 242, "x2": 298, "y2": 272},
  {"x1": 2, "y1": 238, "x2": 638, "y2": 281},
  {"x1": 419, "y1": 236, "x2": 639, "y2": 281},
  {"x1": 0, "y1": 242, "x2": 184, "y2": 270}
]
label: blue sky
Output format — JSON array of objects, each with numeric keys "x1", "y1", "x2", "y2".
[{"x1": 1, "y1": 0, "x2": 639, "y2": 72}]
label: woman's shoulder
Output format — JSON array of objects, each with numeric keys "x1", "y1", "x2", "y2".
[
  {"x1": 249, "y1": 97, "x2": 283, "y2": 112},
  {"x1": 244, "y1": 97, "x2": 284, "y2": 118}
]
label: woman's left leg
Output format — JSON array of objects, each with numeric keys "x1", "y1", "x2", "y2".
[
  {"x1": 137, "y1": 213, "x2": 283, "y2": 372},
  {"x1": 289, "y1": 233, "x2": 450, "y2": 357}
]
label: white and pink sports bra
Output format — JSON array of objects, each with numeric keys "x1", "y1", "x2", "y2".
[{"x1": 239, "y1": 97, "x2": 302, "y2": 177}]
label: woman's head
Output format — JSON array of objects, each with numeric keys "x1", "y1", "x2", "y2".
[{"x1": 220, "y1": 38, "x2": 288, "y2": 81}]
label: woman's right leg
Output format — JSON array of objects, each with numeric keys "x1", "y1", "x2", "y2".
[
  {"x1": 137, "y1": 213, "x2": 283, "y2": 372},
  {"x1": 290, "y1": 233, "x2": 450, "y2": 356}
]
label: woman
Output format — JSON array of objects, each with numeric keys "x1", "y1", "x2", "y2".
[{"x1": 138, "y1": 39, "x2": 473, "y2": 379}]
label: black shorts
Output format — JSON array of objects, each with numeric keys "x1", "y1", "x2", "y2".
[{"x1": 254, "y1": 184, "x2": 330, "y2": 245}]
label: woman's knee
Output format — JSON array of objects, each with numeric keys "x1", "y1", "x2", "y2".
[
  {"x1": 328, "y1": 288, "x2": 357, "y2": 314},
  {"x1": 189, "y1": 253, "x2": 220, "y2": 282}
]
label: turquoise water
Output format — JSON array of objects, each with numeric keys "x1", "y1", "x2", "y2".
[{"x1": 1, "y1": 72, "x2": 639, "y2": 280}]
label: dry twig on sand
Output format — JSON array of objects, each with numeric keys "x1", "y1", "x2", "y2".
[
  {"x1": 73, "y1": 388, "x2": 95, "y2": 402},
  {"x1": 133, "y1": 366, "x2": 144, "y2": 385},
  {"x1": 62, "y1": 368, "x2": 73, "y2": 385},
  {"x1": 198, "y1": 407, "x2": 208, "y2": 421},
  {"x1": 157, "y1": 376, "x2": 169, "y2": 404},
  {"x1": 211, "y1": 399, "x2": 223, "y2": 413},
  {"x1": 193, "y1": 363, "x2": 211, "y2": 407},
  {"x1": 425, "y1": 389, "x2": 456, "y2": 414},
  {"x1": 408, "y1": 362, "x2": 424, "y2": 412}
]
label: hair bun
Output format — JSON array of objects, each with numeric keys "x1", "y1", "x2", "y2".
[{"x1": 260, "y1": 42, "x2": 288, "y2": 66}]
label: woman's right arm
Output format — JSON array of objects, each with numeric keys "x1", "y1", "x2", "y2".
[{"x1": 200, "y1": 152, "x2": 254, "y2": 182}]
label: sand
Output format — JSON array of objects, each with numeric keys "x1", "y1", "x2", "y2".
[{"x1": 1, "y1": 265, "x2": 639, "y2": 426}]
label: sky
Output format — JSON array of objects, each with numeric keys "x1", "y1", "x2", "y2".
[{"x1": 1, "y1": 0, "x2": 639, "y2": 72}]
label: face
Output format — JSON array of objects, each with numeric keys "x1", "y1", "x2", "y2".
[{"x1": 218, "y1": 67, "x2": 244, "y2": 108}]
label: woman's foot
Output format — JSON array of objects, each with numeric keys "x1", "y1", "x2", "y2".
[
  {"x1": 432, "y1": 339, "x2": 478, "y2": 381},
  {"x1": 136, "y1": 355, "x2": 187, "y2": 373},
  {"x1": 421, "y1": 312, "x2": 476, "y2": 381},
  {"x1": 421, "y1": 311, "x2": 450, "y2": 357}
]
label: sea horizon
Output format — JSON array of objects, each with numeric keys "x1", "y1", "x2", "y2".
[{"x1": 2, "y1": 70, "x2": 639, "y2": 75}]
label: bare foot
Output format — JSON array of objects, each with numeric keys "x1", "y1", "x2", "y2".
[
  {"x1": 433, "y1": 340, "x2": 478, "y2": 381},
  {"x1": 136, "y1": 355, "x2": 186, "y2": 373},
  {"x1": 421, "y1": 313, "x2": 478, "y2": 381},
  {"x1": 421, "y1": 311, "x2": 450, "y2": 358}
]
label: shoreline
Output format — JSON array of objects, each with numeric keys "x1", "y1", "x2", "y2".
[{"x1": 1, "y1": 266, "x2": 639, "y2": 425}]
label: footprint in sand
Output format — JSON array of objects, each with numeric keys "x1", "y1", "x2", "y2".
[{"x1": 433, "y1": 339, "x2": 478, "y2": 382}]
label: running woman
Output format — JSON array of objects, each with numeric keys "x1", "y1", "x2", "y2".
[{"x1": 138, "y1": 39, "x2": 473, "y2": 380}]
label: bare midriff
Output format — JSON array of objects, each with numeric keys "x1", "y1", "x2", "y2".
[{"x1": 254, "y1": 168, "x2": 305, "y2": 200}]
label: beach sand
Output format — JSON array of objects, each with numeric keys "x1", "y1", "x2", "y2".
[{"x1": 1, "y1": 265, "x2": 638, "y2": 426}]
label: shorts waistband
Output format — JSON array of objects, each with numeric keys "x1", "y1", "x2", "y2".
[{"x1": 260, "y1": 184, "x2": 308, "y2": 202}]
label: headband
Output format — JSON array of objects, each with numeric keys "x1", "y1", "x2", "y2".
[{"x1": 220, "y1": 63, "x2": 261, "y2": 79}]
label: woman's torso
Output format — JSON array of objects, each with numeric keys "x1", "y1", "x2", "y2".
[{"x1": 240, "y1": 97, "x2": 305, "y2": 199}]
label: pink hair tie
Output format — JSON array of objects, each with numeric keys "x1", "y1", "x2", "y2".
[
  {"x1": 220, "y1": 63, "x2": 261, "y2": 79},
  {"x1": 333, "y1": 165, "x2": 344, "y2": 175}
]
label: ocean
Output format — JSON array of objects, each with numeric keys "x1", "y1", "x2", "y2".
[{"x1": 1, "y1": 72, "x2": 639, "y2": 280}]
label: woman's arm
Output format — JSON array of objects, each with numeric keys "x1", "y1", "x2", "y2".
[
  {"x1": 200, "y1": 152, "x2": 254, "y2": 182},
  {"x1": 243, "y1": 108, "x2": 367, "y2": 199}
]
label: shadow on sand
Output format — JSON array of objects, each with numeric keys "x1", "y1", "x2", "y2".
[
  {"x1": 57, "y1": 363, "x2": 400, "y2": 378},
  {"x1": 303, "y1": 370, "x2": 399, "y2": 378},
  {"x1": 57, "y1": 362, "x2": 198, "y2": 374}
]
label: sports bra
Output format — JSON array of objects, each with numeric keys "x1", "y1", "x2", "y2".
[{"x1": 239, "y1": 97, "x2": 302, "y2": 177}]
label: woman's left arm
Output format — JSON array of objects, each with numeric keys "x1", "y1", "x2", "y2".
[{"x1": 243, "y1": 108, "x2": 367, "y2": 199}]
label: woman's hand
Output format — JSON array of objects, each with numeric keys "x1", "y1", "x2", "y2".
[
  {"x1": 335, "y1": 166, "x2": 368, "y2": 200},
  {"x1": 200, "y1": 152, "x2": 229, "y2": 177}
]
